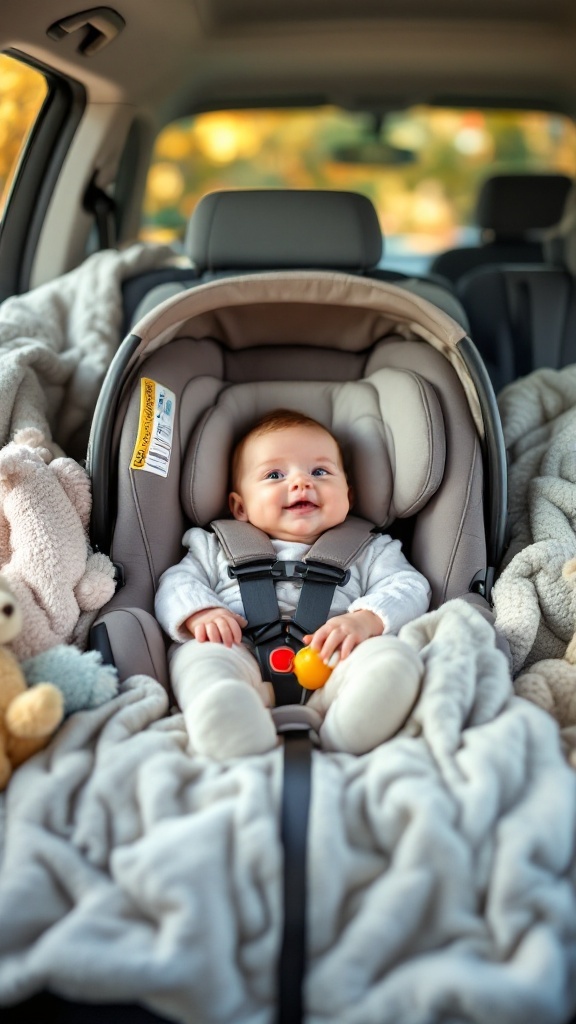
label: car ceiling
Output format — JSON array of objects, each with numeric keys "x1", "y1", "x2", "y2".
[{"x1": 3, "y1": 0, "x2": 576, "y2": 122}]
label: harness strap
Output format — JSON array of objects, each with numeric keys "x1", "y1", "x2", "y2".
[
  {"x1": 305, "y1": 515, "x2": 377, "y2": 570},
  {"x1": 212, "y1": 515, "x2": 375, "y2": 571},
  {"x1": 211, "y1": 516, "x2": 375, "y2": 703}
]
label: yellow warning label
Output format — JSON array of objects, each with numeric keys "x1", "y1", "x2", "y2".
[
  {"x1": 131, "y1": 378, "x2": 156, "y2": 470},
  {"x1": 130, "y1": 378, "x2": 175, "y2": 478}
]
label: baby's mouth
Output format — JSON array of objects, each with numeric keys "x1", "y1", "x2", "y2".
[{"x1": 286, "y1": 500, "x2": 317, "y2": 511}]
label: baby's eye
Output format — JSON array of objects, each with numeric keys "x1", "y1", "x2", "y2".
[
  {"x1": 265, "y1": 470, "x2": 283, "y2": 480},
  {"x1": 312, "y1": 467, "x2": 328, "y2": 477}
]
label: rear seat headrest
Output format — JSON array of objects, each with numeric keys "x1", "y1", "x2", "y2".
[
  {"x1": 475, "y1": 173, "x2": 572, "y2": 239},
  {"x1": 185, "y1": 189, "x2": 383, "y2": 272},
  {"x1": 543, "y1": 180, "x2": 576, "y2": 273},
  {"x1": 181, "y1": 369, "x2": 445, "y2": 529}
]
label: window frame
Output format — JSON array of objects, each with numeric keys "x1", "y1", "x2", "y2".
[{"x1": 0, "y1": 50, "x2": 86, "y2": 300}]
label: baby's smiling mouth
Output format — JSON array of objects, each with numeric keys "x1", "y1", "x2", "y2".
[{"x1": 286, "y1": 500, "x2": 318, "y2": 511}]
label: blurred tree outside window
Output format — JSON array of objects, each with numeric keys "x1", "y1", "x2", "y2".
[
  {"x1": 0, "y1": 54, "x2": 48, "y2": 221},
  {"x1": 140, "y1": 105, "x2": 576, "y2": 273}
]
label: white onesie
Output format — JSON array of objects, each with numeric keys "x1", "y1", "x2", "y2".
[{"x1": 154, "y1": 526, "x2": 431, "y2": 758}]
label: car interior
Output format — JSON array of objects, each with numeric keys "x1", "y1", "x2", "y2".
[{"x1": 2, "y1": 3, "x2": 576, "y2": 1024}]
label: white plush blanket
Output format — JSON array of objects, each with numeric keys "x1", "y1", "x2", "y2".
[
  {"x1": 0, "y1": 243, "x2": 178, "y2": 459},
  {"x1": 493, "y1": 366, "x2": 576, "y2": 674},
  {"x1": 0, "y1": 244, "x2": 181, "y2": 651},
  {"x1": 1, "y1": 601, "x2": 575, "y2": 1024}
]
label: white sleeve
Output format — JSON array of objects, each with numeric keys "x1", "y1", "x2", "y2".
[
  {"x1": 154, "y1": 529, "x2": 230, "y2": 642},
  {"x1": 347, "y1": 534, "x2": 431, "y2": 634}
]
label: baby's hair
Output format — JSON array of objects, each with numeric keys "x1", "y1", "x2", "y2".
[{"x1": 230, "y1": 409, "x2": 346, "y2": 490}]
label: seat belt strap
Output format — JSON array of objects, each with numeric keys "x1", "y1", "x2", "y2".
[
  {"x1": 305, "y1": 515, "x2": 376, "y2": 570},
  {"x1": 211, "y1": 516, "x2": 375, "y2": 703},
  {"x1": 212, "y1": 514, "x2": 375, "y2": 572},
  {"x1": 211, "y1": 519, "x2": 277, "y2": 565},
  {"x1": 211, "y1": 519, "x2": 279, "y2": 629},
  {"x1": 212, "y1": 515, "x2": 375, "y2": 637}
]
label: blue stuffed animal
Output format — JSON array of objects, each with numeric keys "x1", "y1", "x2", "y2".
[{"x1": 22, "y1": 645, "x2": 118, "y2": 716}]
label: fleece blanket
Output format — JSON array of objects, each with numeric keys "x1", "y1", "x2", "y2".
[
  {"x1": 0, "y1": 242, "x2": 179, "y2": 460},
  {"x1": 0, "y1": 244, "x2": 180, "y2": 651},
  {"x1": 1, "y1": 600, "x2": 575, "y2": 1024},
  {"x1": 492, "y1": 366, "x2": 576, "y2": 674}
]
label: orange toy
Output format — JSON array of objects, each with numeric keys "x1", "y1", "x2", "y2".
[{"x1": 293, "y1": 646, "x2": 333, "y2": 690}]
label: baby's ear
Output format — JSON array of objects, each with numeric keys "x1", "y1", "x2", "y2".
[
  {"x1": 229, "y1": 492, "x2": 248, "y2": 521},
  {"x1": 347, "y1": 485, "x2": 355, "y2": 509}
]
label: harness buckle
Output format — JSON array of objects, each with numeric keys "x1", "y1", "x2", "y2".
[
  {"x1": 228, "y1": 559, "x2": 350, "y2": 586},
  {"x1": 228, "y1": 559, "x2": 277, "y2": 582}
]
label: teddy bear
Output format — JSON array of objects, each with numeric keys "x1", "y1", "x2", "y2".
[
  {"x1": 0, "y1": 428, "x2": 117, "y2": 660},
  {"x1": 0, "y1": 575, "x2": 64, "y2": 790}
]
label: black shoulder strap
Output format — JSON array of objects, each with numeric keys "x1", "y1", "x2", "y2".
[
  {"x1": 210, "y1": 517, "x2": 376, "y2": 700},
  {"x1": 294, "y1": 516, "x2": 375, "y2": 633},
  {"x1": 211, "y1": 519, "x2": 278, "y2": 629},
  {"x1": 211, "y1": 515, "x2": 376, "y2": 635}
]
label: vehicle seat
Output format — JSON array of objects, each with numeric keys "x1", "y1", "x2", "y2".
[
  {"x1": 122, "y1": 189, "x2": 468, "y2": 332},
  {"x1": 91, "y1": 275, "x2": 487, "y2": 688},
  {"x1": 430, "y1": 173, "x2": 572, "y2": 285},
  {"x1": 456, "y1": 180, "x2": 576, "y2": 393}
]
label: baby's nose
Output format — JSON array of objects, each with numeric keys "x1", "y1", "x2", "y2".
[{"x1": 290, "y1": 472, "x2": 311, "y2": 488}]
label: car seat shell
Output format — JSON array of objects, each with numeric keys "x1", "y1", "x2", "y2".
[{"x1": 88, "y1": 269, "x2": 506, "y2": 687}]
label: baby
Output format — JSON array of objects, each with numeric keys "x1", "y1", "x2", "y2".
[{"x1": 154, "y1": 409, "x2": 431, "y2": 759}]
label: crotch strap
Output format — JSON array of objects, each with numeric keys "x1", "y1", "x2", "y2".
[{"x1": 211, "y1": 516, "x2": 375, "y2": 705}]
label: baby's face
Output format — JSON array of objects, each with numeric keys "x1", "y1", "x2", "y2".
[{"x1": 229, "y1": 424, "x2": 351, "y2": 544}]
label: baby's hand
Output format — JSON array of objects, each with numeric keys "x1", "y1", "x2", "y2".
[
  {"x1": 185, "y1": 607, "x2": 247, "y2": 646},
  {"x1": 304, "y1": 610, "x2": 383, "y2": 663}
]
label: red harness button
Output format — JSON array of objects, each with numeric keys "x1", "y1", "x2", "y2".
[{"x1": 269, "y1": 647, "x2": 295, "y2": 674}]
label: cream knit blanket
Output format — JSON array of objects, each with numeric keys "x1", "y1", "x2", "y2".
[
  {"x1": 492, "y1": 366, "x2": 576, "y2": 674},
  {"x1": 1, "y1": 600, "x2": 575, "y2": 1024},
  {"x1": 0, "y1": 243, "x2": 178, "y2": 460}
]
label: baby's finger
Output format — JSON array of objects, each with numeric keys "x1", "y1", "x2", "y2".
[
  {"x1": 319, "y1": 628, "x2": 345, "y2": 664},
  {"x1": 309, "y1": 624, "x2": 330, "y2": 651},
  {"x1": 232, "y1": 613, "x2": 248, "y2": 629},
  {"x1": 225, "y1": 616, "x2": 243, "y2": 646},
  {"x1": 339, "y1": 634, "x2": 359, "y2": 660},
  {"x1": 223, "y1": 614, "x2": 246, "y2": 646},
  {"x1": 216, "y1": 617, "x2": 235, "y2": 647},
  {"x1": 206, "y1": 621, "x2": 223, "y2": 644},
  {"x1": 194, "y1": 622, "x2": 208, "y2": 642}
]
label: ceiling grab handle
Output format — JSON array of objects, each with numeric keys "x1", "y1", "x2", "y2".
[{"x1": 47, "y1": 7, "x2": 126, "y2": 57}]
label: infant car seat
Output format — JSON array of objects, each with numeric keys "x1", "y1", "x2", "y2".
[
  {"x1": 87, "y1": 190, "x2": 507, "y2": 1024},
  {"x1": 90, "y1": 190, "x2": 506, "y2": 688},
  {"x1": 89, "y1": 274, "x2": 505, "y2": 688}
]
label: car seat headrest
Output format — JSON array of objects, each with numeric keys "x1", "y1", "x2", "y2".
[
  {"x1": 181, "y1": 368, "x2": 445, "y2": 529},
  {"x1": 185, "y1": 189, "x2": 383, "y2": 273},
  {"x1": 543, "y1": 180, "x2": 576, "y2": 274},
  {"x1": 475, "y1": 173, "x2": 572, "y2": 239}
]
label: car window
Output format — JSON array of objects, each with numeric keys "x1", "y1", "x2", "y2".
[
  {"x1": 140, "y1": 105, "x2": 576, "y2": 274},
  {"x1": 0, "y1": 53, "x2": 48, "y2": 224}
]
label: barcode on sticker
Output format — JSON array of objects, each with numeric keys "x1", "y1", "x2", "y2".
[{"x1": 130, "y1": 378, "x2": 176, "y2": 478}]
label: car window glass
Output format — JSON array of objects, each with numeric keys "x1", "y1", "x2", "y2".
[
  {"x1": 0, "y1": 53, "x2": 48, "y2": 223},
  {"x1": 140, "y1": 105, "x2": 576, "y2": 274}
]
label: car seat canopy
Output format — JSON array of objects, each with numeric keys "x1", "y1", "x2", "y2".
[{"x1": 181, "y1": 370, "x2": 446, "y2": 529}]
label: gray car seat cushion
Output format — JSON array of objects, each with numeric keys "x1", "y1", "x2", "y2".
[
  {"x1": 185, "y1": 189, "x2": 383, "y2": 272},
  {"x1": 181, "y1": 368, "x2": 445, "y2": 528}
]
